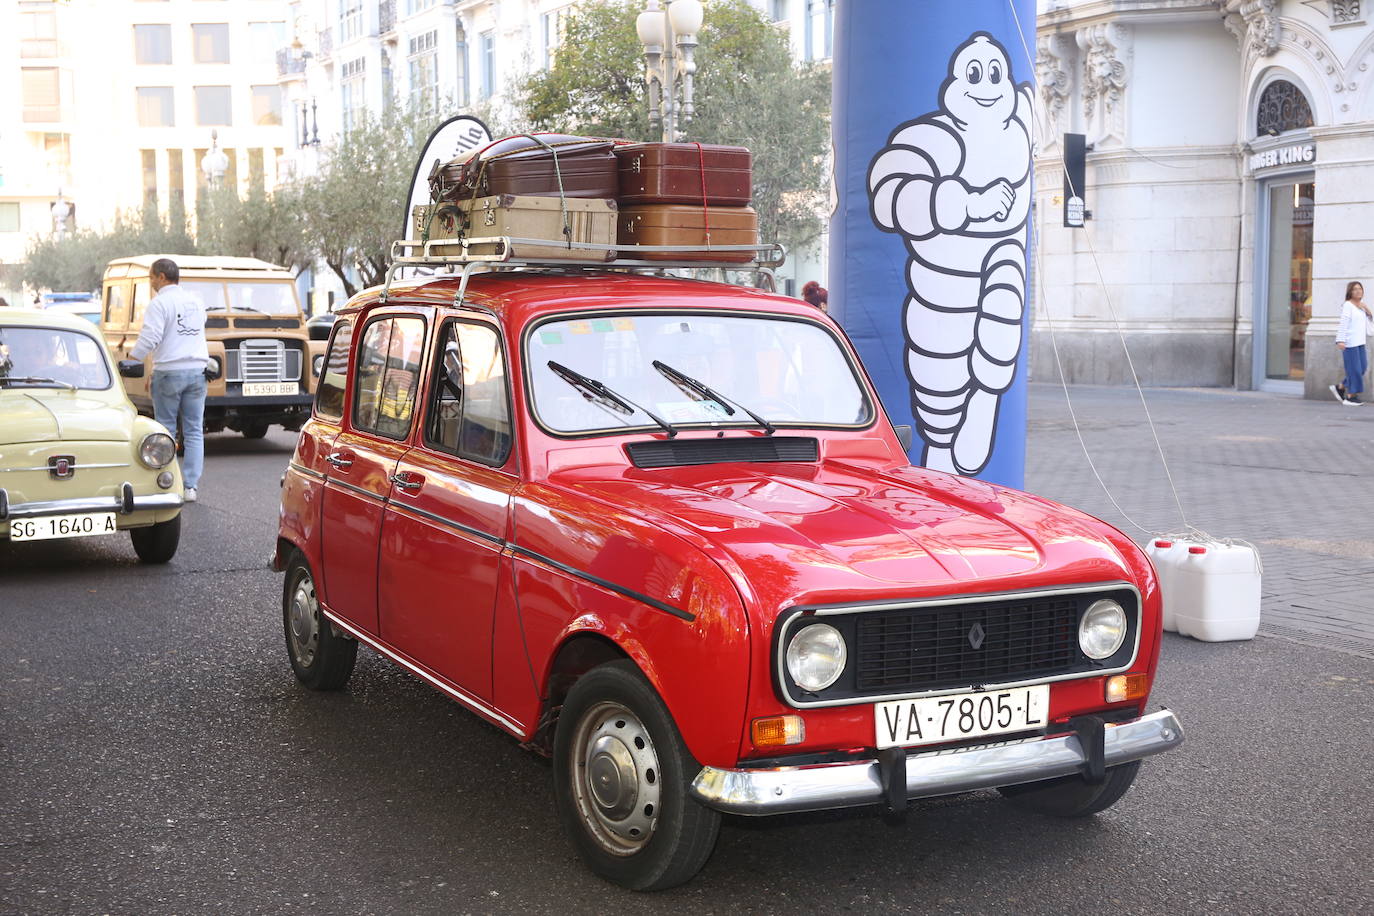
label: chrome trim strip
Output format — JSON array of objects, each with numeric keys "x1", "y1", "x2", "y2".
[
  {"x1": 508, "y1": 543, "x2": 695, "y2": 622},
  {"x1": 690, "y1": 709, "x2": 1184, "y2": 817},
  {"x1": 0, "y1": 462, "x2": 131, "y2": 473},
  {"x1": 4, "y1": 491, "x2": 183, "y2": 520},
  {"x1": 320, "y1": 608, "x2": 527, "y2": 738},
  {"x1": 776, "y1": 582, "x2": 1144, "y2": 709},
  {"x1": 327, "y1": 477, "x2": 383, "y2": 502},
  {"x1": 387, "y1": 501, "x2": 504, "y2": 546},
  {"x1": 288, "y1": 461, "x2": 326, "y2": 481}
]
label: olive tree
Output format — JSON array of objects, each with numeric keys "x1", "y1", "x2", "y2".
[{"x1": 520, "y1": 0, "x2": 831, "y2": 254}]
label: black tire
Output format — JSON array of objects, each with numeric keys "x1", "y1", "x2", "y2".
[
  {"x1": 240, "y1": 421, "x2": 269, "y2": 440},
  {"x1": 129, "y1": 515, "x2": 180, "y2": 564},
  {"x1": 282, "y1": 552, "x2": 357, "y2": 690},
  {"x1": 997, "y1": 760, "x2": 1142, "y2": 817},
  {"x1": 553, "y1": 660, "x2": 721, "y2": 891}
]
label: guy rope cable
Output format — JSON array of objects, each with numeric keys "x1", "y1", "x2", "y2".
[{"x1": 1005, "y1": 0, "x2": 1197, "y2": 540}]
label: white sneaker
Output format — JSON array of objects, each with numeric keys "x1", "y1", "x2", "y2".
[{"x1": 184, "y1": 487, "x2": 198, "y2": 503}]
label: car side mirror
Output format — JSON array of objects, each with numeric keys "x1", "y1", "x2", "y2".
[
  {"x1": 118, "y1": 359, "x2": 145, "y2": 379},
  {"x1": 893, "y1": 424, "x2": 914, "y2": 451},
  {"x1": 441, "y1": 341, "x2": 464, "y2": 396}
]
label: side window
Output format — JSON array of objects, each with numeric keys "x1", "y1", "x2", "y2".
[
  {"x1": 425, "y1": 320, "x2": 512, "y2": 466},
  {"x1": 131, "y1": 281, "x2": 151, "y2": 324},
  {"x1": 353, "y1": 315, "x2": 426, "y2": 440},
  {"x1": 104, "y1": 283, "x2": 129, "y2": 326},
  {"x1": 314, "y1": 318, "x2": 353, "y2": 421}
]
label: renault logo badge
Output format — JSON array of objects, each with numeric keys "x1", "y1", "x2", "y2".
[
  {"x1": 48, "y1": 455, "x2": 76, "y2": 480},
  {"x1": 968, "y1": 621, "x2": 985, "y2": 650}
]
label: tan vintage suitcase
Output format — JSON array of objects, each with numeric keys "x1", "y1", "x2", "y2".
[
  {"x1": 414, "y1": 194, "x2": 617, "y2": 262},
  {"x1": 617, "y1": 204, "x2": 759, "y2": 262}
]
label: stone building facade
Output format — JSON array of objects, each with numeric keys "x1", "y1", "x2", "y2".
[{"x1": 1033, "y1": 0, "x2": 1374, "y2": 396}]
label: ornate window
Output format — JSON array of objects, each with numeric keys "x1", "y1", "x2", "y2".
[{"x1": 1256, "y1": 80, "x2": 1314, "y2": 136}]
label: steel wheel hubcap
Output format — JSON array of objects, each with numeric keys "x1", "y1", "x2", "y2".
[
  {"x1": 288, "y1": 573, "x2": 320, "y2": 666},
  {"x1": 572, "y1": 701, "x2": 662, "y2": 855}
]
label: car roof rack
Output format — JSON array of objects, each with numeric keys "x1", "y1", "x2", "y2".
[{"x1": 377, "y1": 236, "x2": 787, "y2": 308}]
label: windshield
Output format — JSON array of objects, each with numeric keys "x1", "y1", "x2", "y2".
[
  {"x1": 181, "y1": 280, "x2": 300, "y2": 316},
  {"x1": 0, "y1": 325, "x2": 112, "y2": 390},
  {"x1": 527, "y1": 312, "x2": 872, "y2": 435}
]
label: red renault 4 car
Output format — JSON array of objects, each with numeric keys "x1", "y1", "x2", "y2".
[{"x1": 274, "y1": 267, "x2": 1182, "y2": 890}]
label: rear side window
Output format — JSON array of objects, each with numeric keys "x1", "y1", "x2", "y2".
[
  {"x1": 425, "y1": 320, "x2": 512, "y2": 466},
  {"x1": 314, "y1": 319, "x2": 353, "y2": 421},
  {"x1": 352, "y1": 316, "x2": 426, "y2": 440},
  {"x1": 104, "y1": 284, "x2": 128, "y2": 327}
]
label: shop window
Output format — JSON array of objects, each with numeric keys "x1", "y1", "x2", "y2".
[{"x1": 1256, "y1": 80, "x2": 1314, "y2": 137}]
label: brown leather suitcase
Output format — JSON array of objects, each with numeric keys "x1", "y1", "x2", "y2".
[
  {"x1": 429, "y1": 134, "x2": 618, "y2": 202},
  {"x1": 414, "y1": 194, "x2": 617, "y2": 262},
  {"x1": 617, "y1": 204, "x2": 758, "y2": 262},
  {"x1": 615, "y1": 143, "x2": 752, "y2": 206}
]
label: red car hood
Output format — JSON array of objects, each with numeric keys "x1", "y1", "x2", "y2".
[{"x1": 554, "y1": 458, "x2": 1131, "y2": 611}]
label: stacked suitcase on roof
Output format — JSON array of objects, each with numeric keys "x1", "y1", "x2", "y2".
[{"x1": 412, "y1": 133, "x2": 759, "y2": 262}]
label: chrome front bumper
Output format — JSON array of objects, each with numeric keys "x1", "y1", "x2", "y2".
[
  {"x1": 1, "y1": 488, "x2": 183, "y2": 521},
  {"x1": 690, "y1": 708, "x2": 1183, "y2": 816}
]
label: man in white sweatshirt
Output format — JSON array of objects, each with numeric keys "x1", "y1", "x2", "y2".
[{"x1": 130, "y1": 258, "x2": 209, "y2": 501}]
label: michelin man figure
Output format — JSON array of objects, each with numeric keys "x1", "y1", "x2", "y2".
[{"x1": 868, "y1": 32, "x2": 1033, "y2": 477}]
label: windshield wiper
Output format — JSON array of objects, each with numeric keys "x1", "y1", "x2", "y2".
[
  {"x1": 547, "y1": 361, "x2": 677, "y2": 438},
  {"x1": 652, "y1": 360, "x2": 775, "y2": 435},
  {"x1": 0, "y1": 376, "x2": 77, "y2": 390}
]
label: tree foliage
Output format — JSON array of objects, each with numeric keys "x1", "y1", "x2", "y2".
[
  {"x1": 21, "y1": 203, "x2": 195, "y2": 293},
  {"x1": 519, "y1": 0, "x2": 831, "y2": 253}
]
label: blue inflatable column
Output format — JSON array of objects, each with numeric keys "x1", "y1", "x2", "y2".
[{"x1": 830, "y1": 1, "x2": 1036, "y2": 489}]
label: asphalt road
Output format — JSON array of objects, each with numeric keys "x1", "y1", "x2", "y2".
[{"x1": 3, "y1": 426, "x2": 1373, "y2": 915}]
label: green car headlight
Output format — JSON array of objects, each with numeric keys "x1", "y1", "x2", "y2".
[{"x1": 139, "y1": 432, "x2": 177, "y2": 469}]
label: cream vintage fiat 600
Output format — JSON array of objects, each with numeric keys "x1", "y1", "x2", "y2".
[{"x1": 0, "y1": 308, "x2": 183, "y2": 562}]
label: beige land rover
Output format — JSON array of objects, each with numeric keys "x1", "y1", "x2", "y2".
[{"x1": 101, "y1": 255, "x2": 326, "y2": 438}]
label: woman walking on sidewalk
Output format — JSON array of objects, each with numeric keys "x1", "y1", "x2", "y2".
[{"x1": 1332, "y1": 281, "x2": 1371, "y2": 405}]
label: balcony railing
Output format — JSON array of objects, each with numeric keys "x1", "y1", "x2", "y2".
[
  {"x1": 379, "y1": 0, "x2": 397, "y2": 35},
  {"x1": 276, "y1": 48, "x2": 307, "y2": 77}
]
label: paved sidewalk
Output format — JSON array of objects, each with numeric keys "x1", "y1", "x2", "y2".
[{"x1": 1024, "y1": 382, "x2": 1374, "y2": 659}]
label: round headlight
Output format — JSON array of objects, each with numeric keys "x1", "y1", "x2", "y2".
[
  {"x1": 139, "y1": 432, "x2": 177, "y2": 469},
  {"x1": 1079, "y1": 599, "x2": 1128, "y2": 660},
  {"x1": 786, "y1": 623, "x2": 847, "y2": 692},
  {"x1": 312, "y1": 353, "x2": 325, "y2": 376}
]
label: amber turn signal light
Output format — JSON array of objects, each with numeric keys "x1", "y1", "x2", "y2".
[
  {"x1": 1105, "y1": 674, "x2": 1149, "y2": 704},
  {"x1": 752, "y1": 715, "x2": 805, "y2": 747}
]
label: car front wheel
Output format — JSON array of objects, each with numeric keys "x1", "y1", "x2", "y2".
[
  {"x1": 129, "y1": 515, "x2": 180, "y2": 564},
  {"x1": 997, "y1": 760, "x2": 1142, "y2": 817},
  {"x1": 283, "y1": 552, "x2": 357, "y2": 690},
  {"x1": 553, "y1": 660, "x2": 720, "y2": 891}
]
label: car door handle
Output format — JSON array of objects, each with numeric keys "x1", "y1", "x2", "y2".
[
  {"x1": 389, "y1": 472, "x2": 423, "y2": 492},
  {"x1": 325, "y1": 452, "x2": 353, "y2": 469}
]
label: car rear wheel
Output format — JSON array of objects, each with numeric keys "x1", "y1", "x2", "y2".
[
  {"x1": 283, "y1": 552, "x2": 357, "y2": 690},
  {"x1": 553, "y1": 660, "x2": 720, "y2": 891},
  {"x1": 997, "y1": 760, "x2": 1141, "y2": 817},
  {"x1": 129, "y1": 515, "x2": 180, "y2": 564}
]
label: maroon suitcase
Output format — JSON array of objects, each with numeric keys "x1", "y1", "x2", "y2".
[
  {"x1": 429, "y1": 133, "x2": 618, "y2": 202},
  {"x1": 617, "y1": 204, "x2": 758, "y2": 262},
  {"x1": 615, "y1": 143, "x2": 752, "y2": 207}
]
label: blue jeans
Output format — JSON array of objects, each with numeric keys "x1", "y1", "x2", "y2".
[
  {"x1": 152, "y1": 369, "x2": 206, "y2": 488},
  {"x1": 1343, "y1": 345, "x2": 1368, "y2": 396}
]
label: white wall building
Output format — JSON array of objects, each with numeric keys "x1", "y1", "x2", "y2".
[
  {"x1": 1034, "y1": 0, "x2": 1374, "y2": 397},
  {"x1": 275, "y1": 0, "x2": 833, "y2": 305},
  {"x1": 0, "y1": 0, "x2": 294, "y2": 305}
]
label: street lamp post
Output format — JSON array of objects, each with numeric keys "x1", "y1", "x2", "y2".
[
  {"x1": 200, "y1": 129, "x2": 229, "y2": 189},
  {"x1": 636, "y1": 0, "x2": 704, "y2": 143}
]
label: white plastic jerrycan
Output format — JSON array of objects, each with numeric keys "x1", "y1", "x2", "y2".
[
  {"x1": 1143, "y1": 538, "x2": 1185, "y2": 633},
  {"x1": 1172, "y1": 541, "x2": 1262, "y2": 642}
]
